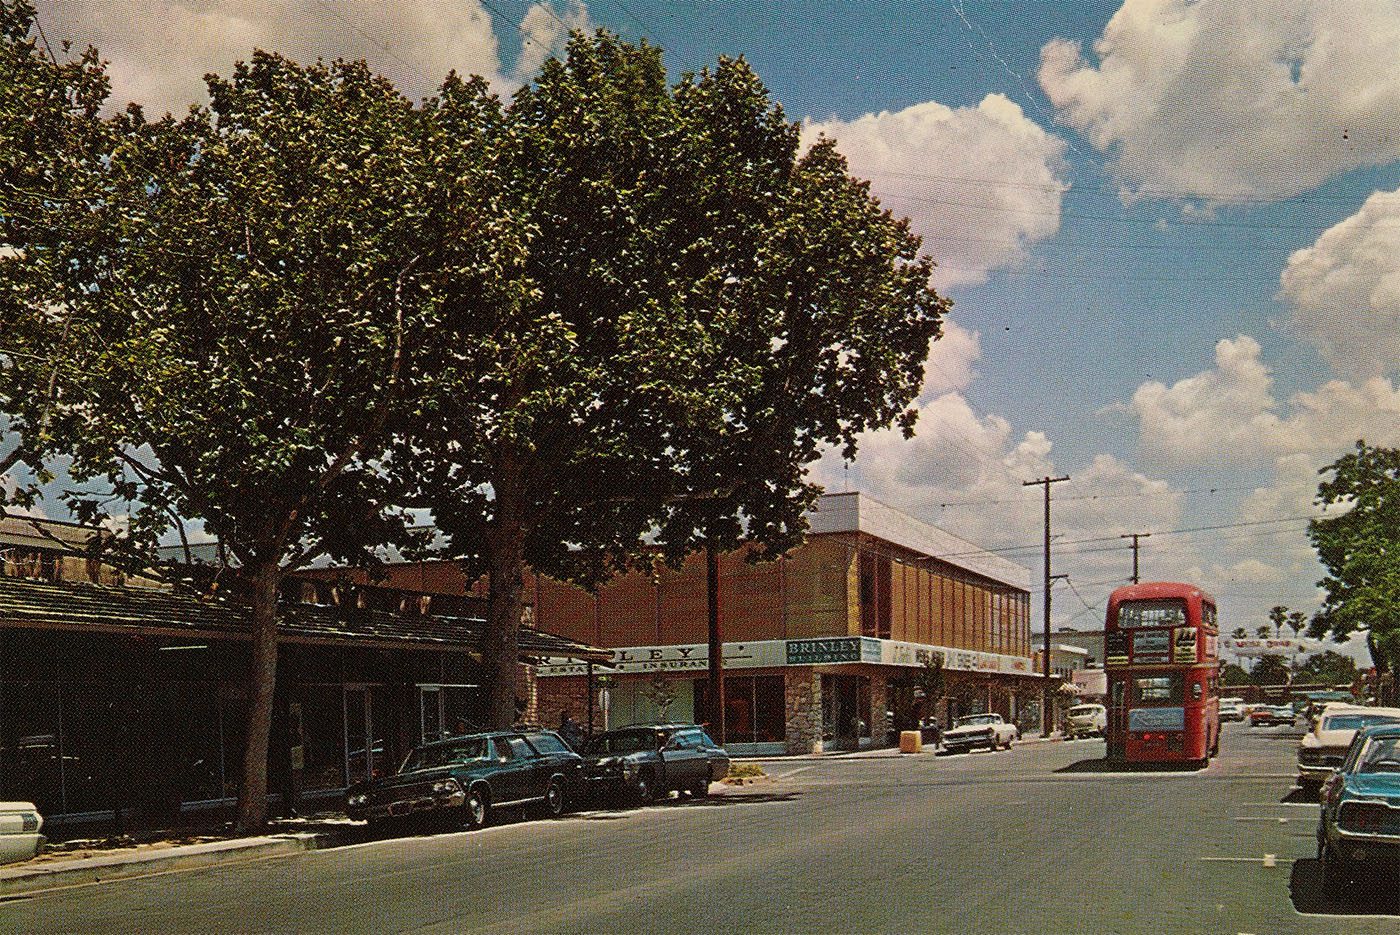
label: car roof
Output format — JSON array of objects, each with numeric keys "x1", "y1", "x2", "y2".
[
  {"x1": 593, "y1": 723, "x2": 700, "y2": 736},
  {"x1": 1354, "y1": 723, "x2": 1400, "y2": 740}
]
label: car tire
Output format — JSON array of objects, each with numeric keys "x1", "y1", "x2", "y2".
[
  {"x1": 463, "y1": 785, "x2": 491, "y2": 830},
  {"x1": 633, "y1": 771, "x2": 657, "y2": 805},
  {"x1": 689, "y1": 778, "x2": 710, "y2": 798},
  {"x1": 543, "y1": 777, "x2": 567, "y2": 818},
  {"x1": 1321, "y1": 842, "x2": 1348, "y2": 891}
]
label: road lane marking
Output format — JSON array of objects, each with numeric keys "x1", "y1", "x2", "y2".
[
  {"x1": 1231, "y1": 817, "x2": 1291, "y2": 823},
  {"x1": 769, "y1": 766, "x2": 815, "y2": 780}
]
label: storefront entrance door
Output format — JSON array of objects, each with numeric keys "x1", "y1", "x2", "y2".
[
  {"x1": 344, "y1": 686, "x2": 391, "y2": 784},
  {"x1": 822, "y1": 676, "x2": 860, "y2": 751}
]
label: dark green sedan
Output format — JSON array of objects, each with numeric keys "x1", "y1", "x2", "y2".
[
  {"x1": 346, "y1": 730, "x2": 584, "y2": 830},
  {"x1": 1317, "y1": 722, "x2": 1400, "y2": 889}
]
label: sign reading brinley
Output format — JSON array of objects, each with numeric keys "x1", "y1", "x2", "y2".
[{"x1": 537, "y1": 637, "x2": 1033, "y2": 677}]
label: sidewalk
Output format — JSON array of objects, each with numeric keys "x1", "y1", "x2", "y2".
[
  {"x1": 0, "y1": 819, "x2": 358, "y2": 899},
  {"x1": 732, "y1": 732, "x2": 1064, "y2": 761}
]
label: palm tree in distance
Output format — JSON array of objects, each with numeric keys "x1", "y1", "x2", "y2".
[
  {"x1": 1287, "y1": 610, "x2": 1307, "y2": 639},
  {"x1": 1256, "y1": 625, "x2": 1271, "y2": 639},
  {"x1": 1269, "y1": 605, "x2": 1289, "y2": 638}
]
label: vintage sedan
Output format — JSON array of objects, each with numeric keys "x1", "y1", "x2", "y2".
[
  {"x1": 1249, "y1": 704, "x2": 1296, "y2": 727},
  {"x1": 1317, "y1": 723, "x2": 1400, "y2": 889},
  {"x1": 0, "y1": 802, "x2": 44, "y2": 865},
  {"x1": 581, "y1": 724, "x2": 729, "y2": 803},
  {"x1": 346, "y1": 730, "x2": 584, "y2": 830},
  {"x1": 940, "y1": 713, "x2": 1019, "y2": 753},
  {"x1": 1298, "y1": 705, "x2": 1400, "y2": 794}
]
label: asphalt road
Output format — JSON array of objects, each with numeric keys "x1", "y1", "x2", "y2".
[{"x1": 5, "y1": 722, "x2": 1398, "y2": 934}]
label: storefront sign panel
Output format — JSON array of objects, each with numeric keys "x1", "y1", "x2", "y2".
[{"x1": 786, "y1": 637, "x2": 861, "y2": 665}]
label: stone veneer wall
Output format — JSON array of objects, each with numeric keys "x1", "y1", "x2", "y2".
[
  {"x1": 869, "y1": 677, "x2": 889, "y2": 745},
  {"x1": 535, "y1": 676, "x2": 602, "y2": 733},
  {"x1": 784, "y1": 668, "x2": 823, "y2": 754}
]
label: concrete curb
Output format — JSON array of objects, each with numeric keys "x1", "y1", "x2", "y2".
[{"x1": 0, "y1": 832, "x2": 338, "y2": 899}]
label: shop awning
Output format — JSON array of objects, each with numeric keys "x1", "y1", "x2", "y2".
[{"x1": 0, "y1": 574, "x2": 610, "y2": 661}]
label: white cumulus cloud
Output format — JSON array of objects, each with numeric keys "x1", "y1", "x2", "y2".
[
  {"x1": 1038, "y1": 0, "x2": 1400, "y2": 202},
  {"x1": 803, "y1": 94, "x2": 1069, "y2": 289},
  {"x1": 31, "y1": 1, "x2": 585, "y2": 115},
  {"x1": 1116, "y1": 335, "x2": 1400, "y2": 465},
  {"x1": 1279, "y1": 187, "x2": 1400, "y2": 378}
]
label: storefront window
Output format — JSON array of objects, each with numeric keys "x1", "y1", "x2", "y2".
[
  {"x1": 754, "y1": 677, "x2": 785, "y2": 743},
  {"x1": 61, "y1": 683, "x2": 120, "y2": 814},
  {"x1": 0, "y1": 681, "x2": 64, "y2": 815},
  {"x1": 298, "y1": 684, "x2": 346, "y2": 792}
]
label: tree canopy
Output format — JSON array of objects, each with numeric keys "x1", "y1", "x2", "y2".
[
  {"x1": 0, "y1": 39, "x2": 441, "y2": 830},
  {"x1": 404, "y1": 32, "x2": 946, "y2": 729},
  {"x1": 1308, "y1": 442, "x2": 1400, "y2": 676}
]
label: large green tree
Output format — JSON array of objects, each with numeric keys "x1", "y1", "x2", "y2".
[
  {"x1": 406, "y1": 33, "x2": 945, "y2": 729},
  {"x1": 0, "y1": 1, "x2": 108, "y2": 483},
  {"x1": 1294, "y1": 650, "x2": 1358, "y2": 687},
  {"x1": 1308, "y1": 441, "x2": 1400, "y2": 679},
  {"x1": 0, "y1": 40, "x2": 452, "y2": 831}
]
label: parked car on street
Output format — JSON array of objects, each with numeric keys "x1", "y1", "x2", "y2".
[
  {"x1": 345, "y1": 730, "x2": 584, "y2": 830},
  {"x1": 0, "y1": 802, "x2": 44, "y2": 865},
  {"x1": 1219, "y1": 697, "x2": 1245, "y2": 722},
  {"x1": 1298, "y1": 705, "x2": 1400, "y2": 794},
  {"x1": 940, "y1": 713, "x2": 1019, "y2": 753},
  {"x1": 1317, "y1": 723, "x2": 1400, "y2": 890},
  {"x1": 580, "y1": 724, "x2": 729, "y2": 803},
  {"x1": 1249, "y1": 704, "x2": 1296, "y2": 727},
  {"x1": 1065, "y1": 704, "x2": 1107, "y2": 739}
]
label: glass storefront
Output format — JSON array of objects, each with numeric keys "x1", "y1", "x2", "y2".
[{"x1": 0, "y1": 629, "x2": 486, "y2": 825}]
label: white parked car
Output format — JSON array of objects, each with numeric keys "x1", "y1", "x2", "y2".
[
  {"x1": 941, "y1": 714, "x2": 1019, "y2": 753},
  {"x1": 1065, "y1": 703, "x2": 1107, "y2": 739},
  {"x1": 0, "y1": 802, "x2": 45, "y2": 865},
  {"x1": 1297, "y1": 704, "x2": 1400, "y2": 793},
  {"x1": 1219, "y1": 697, "x2": 1246, "y2": 722}
]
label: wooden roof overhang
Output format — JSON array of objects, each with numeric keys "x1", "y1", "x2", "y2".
[{"x1": 0, "y1": 575, "x2": 611, "y2": 661}]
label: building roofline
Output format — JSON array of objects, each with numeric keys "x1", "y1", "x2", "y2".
[{"x1": 808, "y1": 491, "x2": 1032, "y2": 591}]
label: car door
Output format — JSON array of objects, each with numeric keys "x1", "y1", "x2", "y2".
[
  {"x1": 487, "y1": 736, "x2": 527, "y2": 804},
  {"x1": 660, "y1": 729, "x2": 705, "y2": 790},
  {"x1": 503, "y1": 734, "x2": 546, "y2": 801}
]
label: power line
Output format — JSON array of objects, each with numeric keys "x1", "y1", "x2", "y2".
[{"x1": 871, "y1": 188, "x2": 1397, "y2": 233}]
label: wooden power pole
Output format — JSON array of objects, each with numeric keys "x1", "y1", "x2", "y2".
[
  {"x1": 1120, "y1": 532, "x2": 1151, "y2": 584},
  {"x1": 1023, "y1": 475, "x2": 1069, "y2": 737}
]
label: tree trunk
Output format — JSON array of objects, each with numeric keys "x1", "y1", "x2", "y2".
[
  {"x1": 483, "y1": 498, "x2": 526, "y2": 730},
  {"x1": 234, "y1": 561, "x2": 282, "y2": 835}
]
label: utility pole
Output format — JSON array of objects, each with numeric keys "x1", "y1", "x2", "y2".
[
  {"x1": 705, "y1": 541, "x2": 725, "y2": 745},
  {"x1": 1023, "y1": 474, "x2": 1069, "y2": 738},
  {"x1": 1119, "y1": 532, "x2": 1150, "y2": 584}
]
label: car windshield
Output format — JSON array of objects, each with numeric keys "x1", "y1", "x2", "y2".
[
  {"x1": 1069, "y1": 706, "x2": 1100, "y2": 716},
  {"x1": 583, "y1": 731, "x2": 657, "y2": 755},
  {"x1": 1325, "y1": 714, "x2": 1400, "y2": 732},
  {"x1": 400, "y1": 738, "x2": 489, "y2": 773},
  {"x1": 956, "y1": 715, "x2": 997, "y2": 727},
  {"x1": 1357, "y1": 737, "x2": 1400, "y2": 773}
]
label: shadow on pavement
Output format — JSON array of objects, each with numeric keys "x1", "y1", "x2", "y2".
[
  {"x1": 1289, "y1": 858, "x2": 1400, "y2": 917},
  {"x1": 1280, "y1": 786, "x2": 1317, "y2": 804},
  {"x1": 1054, "y1": 758, "x2": 1203, "y2": 774}
]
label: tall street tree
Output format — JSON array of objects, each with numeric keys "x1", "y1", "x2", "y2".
[
  {"x1": 0, "y1": 46, "x2": 453, "y2": 831},
  {"x1": 406, "y1": 32, "x2": 945, "y2": 729},
  {"x1": 0, "y1": 0, "x2": 108, "y2": 484},
  {"x1": 1308, "y1": 441, "x2": 1400, "y2": 685}
]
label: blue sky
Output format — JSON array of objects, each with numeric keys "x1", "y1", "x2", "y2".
[{"x1": 19, "y1": 1, "x2": 1400, "y2": 661}]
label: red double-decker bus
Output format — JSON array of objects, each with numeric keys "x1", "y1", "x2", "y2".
[{"x1": 1104, "y1": 582, "x2": 1220, "y2": 766}]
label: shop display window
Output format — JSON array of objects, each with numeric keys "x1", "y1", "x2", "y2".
[
  {"x1": 0, "y1": 681, "x2": 64, "y2": 815},
  {"x1": 297, "y1": 685, "x2": 346, "y2": 792}
]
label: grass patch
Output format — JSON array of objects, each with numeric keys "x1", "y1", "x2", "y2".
[{"x1": 727, "y1": 762, "x2": 767, "y2": 780}]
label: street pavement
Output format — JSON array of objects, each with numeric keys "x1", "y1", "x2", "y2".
[{"x1": 4, "y1": 722, "x2": 1398, "y2": 934}]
